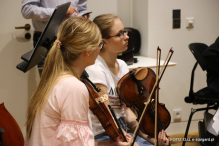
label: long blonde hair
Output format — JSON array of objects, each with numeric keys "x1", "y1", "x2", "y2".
[
  {"x1": 93, "y1": 14, "x2": 119, "y2": 39},
  {"x1": 26, "y1": 16, "x2": 101, "y2": 140}
]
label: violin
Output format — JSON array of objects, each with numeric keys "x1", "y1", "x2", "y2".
[
  {"x1": 117, "y1": 48, "x2": 174, "y2": 145},
  {"x1": 81, "y1": 71, "x2": 127, "y2": 142},
  {"x1": 117, "y1": 67, "x2": 171, "y2": 136},
  {"x1": 0, "y1": 102, "x2": 24, "y2": 146}
]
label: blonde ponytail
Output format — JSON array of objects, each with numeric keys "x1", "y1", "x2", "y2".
[{"x1": 26, "y1": 16, "x2": 101, "y2": 140}]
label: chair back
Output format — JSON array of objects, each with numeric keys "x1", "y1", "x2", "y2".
[
  {"x1": 189, "y1": 43, "x2": 208, "y2": 71},
  {"x1": 125, "y1": 27, "x2": 141, "y2": 54}
]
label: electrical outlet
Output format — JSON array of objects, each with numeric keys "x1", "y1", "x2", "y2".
[
  {"x1": 173, "y1": 109, "x2": 182, "y2": 121},
  {"x1": 186, "y1": 17, "x2": 194, "y2": 28}
]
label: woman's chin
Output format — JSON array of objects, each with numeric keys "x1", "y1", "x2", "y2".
[
  {"x1": 122, "y1": 47, "x2": 128, "y2": 52},
  {"x1": 115, "y1": 47, "x2": 128, "y2": 54}
]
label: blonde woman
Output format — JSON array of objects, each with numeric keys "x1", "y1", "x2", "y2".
[
  {"x1": 86, "y1": 14, "x2": 170, "y2": 146},
  {"x1": 25, "y1": 17, "x2": 104, "y2": 146}
]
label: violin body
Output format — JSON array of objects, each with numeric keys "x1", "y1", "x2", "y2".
[
  {"x1": 0, "y1": 103, "x2": 24, "y2": 146},
  {"x1": 117, "y1": 67, "x2": 171, "y2": 137},
  {"x1": 81, "y1": 72, "x2": 126, "y2": 142},
  {"x1": 142, "y1": 101, "x2": 171, "y2": 136}
]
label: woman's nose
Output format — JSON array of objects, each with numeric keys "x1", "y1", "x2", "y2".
[{"x1": 124, "y1": 33, "x2": 129, "y2": 40}]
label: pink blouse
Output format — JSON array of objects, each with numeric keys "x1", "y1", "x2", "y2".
[{"x1": 25, "y1": 75, "x2": 94, "y2": 146}]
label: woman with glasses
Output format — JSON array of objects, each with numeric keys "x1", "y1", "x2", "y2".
[
  {"x1": 86, "y1": 14, "x2": 170, "y2": 146},
  {"x1": 25, "y1": 16, "x2": 104, "y2": 146}
]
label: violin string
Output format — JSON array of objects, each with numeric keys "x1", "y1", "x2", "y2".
[
  {"x1": 92, "y1": 83, "x2": 127, "y2": 141},
  {"x1": 84, "y1": 76, "x2": 129, "y2": 142},
  {"x1": 96, "y1": 85, "x2": 126, "y2": 137},
  {"x1": 148, "y1": 101, "x2": 164, "y2": 131},
  {"x1": 149, "y1": 100, "x2": 168, "y2": 138},
  {"x1": 147, "y1": 97, "x2": 163, "y2": 131},
  {"x1": 136, "y1": 95, "x2": 164, "y2": 137},
  {"x1": 130, "y1": 78, "x2": 160, "y2": 145},
  {"x1": 135, "y1": 100, "x2": 164, "y2": 135}
]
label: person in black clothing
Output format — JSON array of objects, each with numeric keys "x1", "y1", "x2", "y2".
[{"x1": 203, "y1": 36, "x2": 219, "y2": 94}]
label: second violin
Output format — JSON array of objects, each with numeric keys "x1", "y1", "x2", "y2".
[{"x1": 117, "y1": 67, "x2": 171, "y2": 137}]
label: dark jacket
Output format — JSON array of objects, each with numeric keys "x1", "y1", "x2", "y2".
[{"x1": 203, "y1": 36, "x2": 219, "y2": 84}]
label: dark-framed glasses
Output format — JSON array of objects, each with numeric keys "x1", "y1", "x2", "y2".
[
  {"x1": 98, "y1": 40, "x2": 104, "y2": 49},
  {"x1": 106, "y1": 29, "x2": 128, "y2": 39}
]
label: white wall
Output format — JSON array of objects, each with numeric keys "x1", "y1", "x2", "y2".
[
  {"x1": 132, "y1": 0, "x2": 148, "y2": 56},
  {"x1": 117, "y1": 0, "x2": 131, "y2": 28},
  {"x1": 87, "y1": 0, "x2": 131, "y2": 27},
  {"x1": 87, "y1": 0, "x2": 118, "y2": 21}
]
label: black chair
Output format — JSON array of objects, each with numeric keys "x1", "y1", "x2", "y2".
[{"x1": 183, "y1": 43, "x2": 219, "y2": 146}]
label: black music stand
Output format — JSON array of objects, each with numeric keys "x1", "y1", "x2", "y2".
[{"x1": 17, "y1": 2, "x2": 71, "y2": 73}]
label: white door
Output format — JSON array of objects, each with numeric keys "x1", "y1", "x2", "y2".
[{"x1": 0, "y1": 0, "x2": 40, "y2": 137}]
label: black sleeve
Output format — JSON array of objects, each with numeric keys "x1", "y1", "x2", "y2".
[{"x1": 203, "y1": 36, "x2": 219, "y2": 76}]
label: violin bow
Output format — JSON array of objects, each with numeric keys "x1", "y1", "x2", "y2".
[
  {"x1": 129, "y1": 47, "x2": 174, "y2": 146},
  {"x1": 155, "y1": 47, "x2": 161, "y2": 145},
  {"x1": 155, "y1": 47, "x2": 174, "y2": 145}
]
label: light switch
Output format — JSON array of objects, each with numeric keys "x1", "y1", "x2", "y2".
[{"x1": 173, "y1": 9, "x2": 181, "y2": 29}]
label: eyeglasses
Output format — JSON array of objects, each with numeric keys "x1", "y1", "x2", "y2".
[
  {"x1": 98, "y1": 40, "x2": 104, "y2": 49},
  {"x1": 106, "y1": 29, "x2": 128, "y2": 39}
]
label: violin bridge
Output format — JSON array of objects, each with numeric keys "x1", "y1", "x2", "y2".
[{"x1": 95, "y1": 94, "x2": 108, "y2": 103}]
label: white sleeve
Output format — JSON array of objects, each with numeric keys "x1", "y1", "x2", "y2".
[
  {"x1": 86, "y1": 65, "x2": 108, "y2": 88},
  {"x1": 21, "y1": 1, "x2": 54, "y2": 21}
]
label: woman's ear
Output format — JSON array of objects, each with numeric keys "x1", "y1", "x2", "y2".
[
  {"x1": 83, "y1": 50, "x2": 90, "y2": 57},
  {"x1": 102, "y1": 39, "x2": 107, "y2": 48}
]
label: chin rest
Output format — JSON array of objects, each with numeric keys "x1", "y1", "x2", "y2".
[{"x1": 134, "y1": 67, "x2": 148, "y2": 80}]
